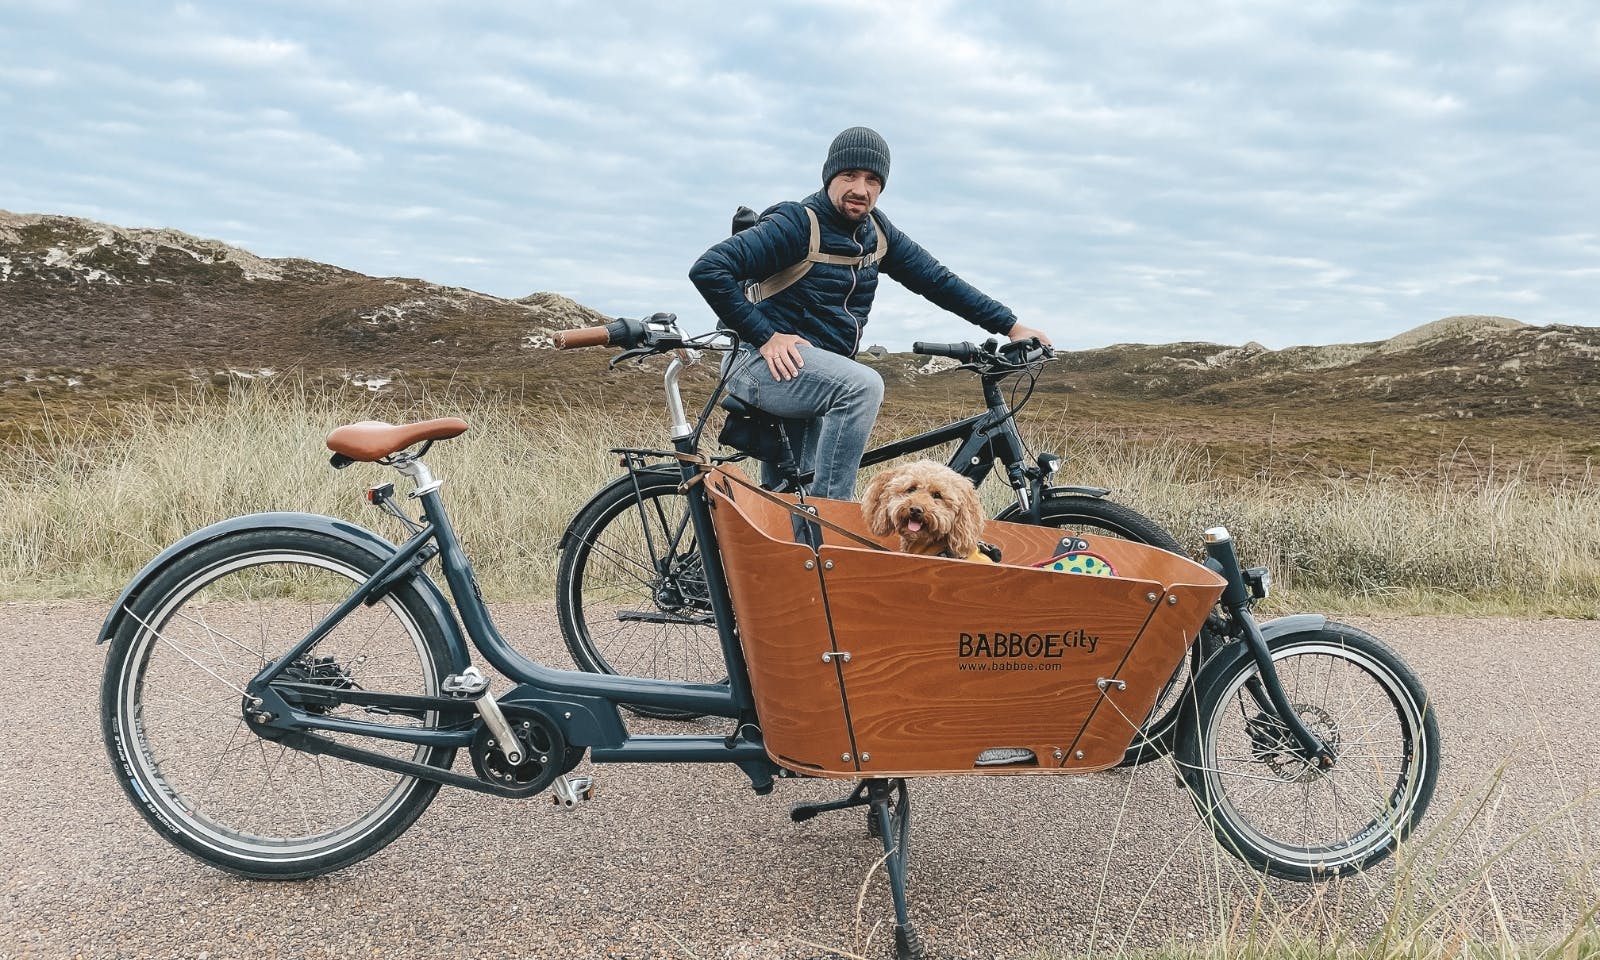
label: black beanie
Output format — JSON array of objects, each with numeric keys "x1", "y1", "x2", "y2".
[{"x1": 822, "y1": 126, "x2": 890, "y2": 188}]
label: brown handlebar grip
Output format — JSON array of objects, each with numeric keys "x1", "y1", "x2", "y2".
[{"x1": 554, "y1": 325, "x2": 612, "y2": 349}]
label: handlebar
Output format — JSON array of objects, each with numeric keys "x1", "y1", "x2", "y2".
[
  {"x1": 912, "y1": 337, "x2": 1053, "y2": 372},
  {"x1": 911, "y1": 341, "x2": 982, "y2": 362},
  {"x1": 553, "y1": 313, "x2": 735, "y2": 369},
  {"x1": 554, "y1": 317, "x2": 648, "y2": 350},
  {"x1": 557, "y1": 318, "x2": 1047, "y2": 377}
]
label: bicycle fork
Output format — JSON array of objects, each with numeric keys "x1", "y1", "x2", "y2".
[{"x1": 1204, "y1": 529, "x2": 1336, "y2": 768}]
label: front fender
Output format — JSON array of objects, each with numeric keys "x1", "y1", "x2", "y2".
[
  {"x1": 96, "y1": 512, "x2": 470, "y2": 672},
  {"x1": 1189, "y1": 613, "x2": 1329, "y2": 704}
]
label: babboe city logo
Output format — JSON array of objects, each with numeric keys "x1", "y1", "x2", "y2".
[{"x1": 955, "y1": 629, "x2": 1099, "y2": 672}]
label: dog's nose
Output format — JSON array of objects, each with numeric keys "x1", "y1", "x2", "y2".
[{"x1": 908, "y1": 506, "x2": 923, "y2": 520}]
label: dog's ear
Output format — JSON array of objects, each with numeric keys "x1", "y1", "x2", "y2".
[
  {"x1": 860, "y1": 469, "x2": 896, "y2": 537},
  {"x1": 947, "y1": 476, "x2": 986, "y2": 558}
]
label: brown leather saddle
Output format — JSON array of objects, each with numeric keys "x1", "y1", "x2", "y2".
[{"x1": 325, "y1": 417, "x2": 469, "y2": 462}]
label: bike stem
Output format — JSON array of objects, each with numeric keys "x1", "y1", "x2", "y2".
[{"x1": 664, "y1": 351, "x2": 699, "y2": 439}]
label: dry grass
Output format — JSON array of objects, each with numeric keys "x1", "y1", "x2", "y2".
[
  {"x1": 970, "y1": 419, "x2": 1600, "y2": 618},
  {"x1": 800, "y1": 773, "x2": 1600, "y2": 960},
  {"x1": 815, "y1": 763, "x2": 1599, "y2": 960},
  {"x1": 9, "y1": 380, "x2": 1598, "y2": 956},
  {"x1": 3, "y1": 379, "x2": 1599, "y2": 616}
]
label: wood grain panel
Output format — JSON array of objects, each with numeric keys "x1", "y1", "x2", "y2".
[
  {"x1": 706, "y1": 478, "x2": 854, "y2": 774},
  {"x1": 1061, "y1": 580, "x2": 1220, "y2": 768},
  {"x1": 817, "y1": 545, "x2": 1164, "y2": 775}
]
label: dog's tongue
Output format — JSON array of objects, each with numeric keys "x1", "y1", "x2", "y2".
[{"x1": 907, "y1": 520, "x2": 922, "y2": 532}]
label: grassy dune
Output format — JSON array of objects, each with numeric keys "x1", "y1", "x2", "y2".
[{"x1": 4, "y1": 379, "x2": 1598, "y2": 616}]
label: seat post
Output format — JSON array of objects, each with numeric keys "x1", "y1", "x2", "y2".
[{"x1": 392, "y1": 455, "x2": 442, "y2": 497}]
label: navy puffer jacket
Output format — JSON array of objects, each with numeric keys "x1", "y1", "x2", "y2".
[{"x1": 689, "y1": 189, "x2": 1016, "y2": 356}]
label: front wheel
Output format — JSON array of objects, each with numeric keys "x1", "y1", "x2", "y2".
[
  {"x1": 1175, "y1": 622, "x2": 1440, "y2": 880},
  {"x1": 101, "y1": 528, "x2": 457, "y2": 879},
  {"x1": 556, "y1": 469, "x2": 725, "y2": 720}
]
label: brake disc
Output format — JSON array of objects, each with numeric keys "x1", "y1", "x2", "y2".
[{"x1": 1247, "y1": 703, "x2": 1339, "y2": 783}]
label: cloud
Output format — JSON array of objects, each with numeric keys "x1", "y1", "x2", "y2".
[
  {"x1": 184, "y1": 34, "x2": 307, "y2": 67},
  {"x1": 2, "y1": 1, "x2": 1595, "y2": 347},
  {"x1": 0, "y1": 65, "x2": 60, "y2": 85}
]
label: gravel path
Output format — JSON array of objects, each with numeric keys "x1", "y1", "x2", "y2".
[{"x1": 3, "y1": 602, "x2": 1596, "y2": 959}]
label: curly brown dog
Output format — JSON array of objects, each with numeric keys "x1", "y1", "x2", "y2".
[{"x1": 860, "y1": 459, "x2": 995, "y2": 562}]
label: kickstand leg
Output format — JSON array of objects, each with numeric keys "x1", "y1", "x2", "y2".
[
  {"x1": 788, "y1": 778, "x2": 872, "y2": 823},
  {"x1": 868, "y1": 778, "x2": 923, "y2": 960}
]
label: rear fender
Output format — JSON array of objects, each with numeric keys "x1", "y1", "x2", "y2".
[{"x1": 95, "y1": 512, "x2": 470, "y2": 672}]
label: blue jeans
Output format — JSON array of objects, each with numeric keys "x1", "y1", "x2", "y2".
[{"x1": 725, "y1": 344, "x2": 884, "y2": 500}]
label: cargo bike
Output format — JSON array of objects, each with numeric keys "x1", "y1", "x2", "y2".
[{"x1": 99, "y1": 315, "x2": 1440, "y2": 959}]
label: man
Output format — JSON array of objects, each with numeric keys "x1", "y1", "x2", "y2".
[{"x1": 689, "y1": 126, "x2": 1051, "y2": 499}]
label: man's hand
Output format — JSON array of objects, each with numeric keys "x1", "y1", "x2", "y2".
[
  {"x1": 1007, "y1": 322, "x2": 1053, "y2": 347},
  {"x1": 759, "y1": 332, "x2": 811, "y2": 381}
]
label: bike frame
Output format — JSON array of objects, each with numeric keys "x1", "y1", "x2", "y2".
[
  {"x1": 589, "y1": 348, "x2": 1091, "y2": 548},
  {"x1": 230, "y1": 346, "x2": 1329, "y2": 798}
]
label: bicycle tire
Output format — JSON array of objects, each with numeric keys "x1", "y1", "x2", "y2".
[
  {"x1": 556, "y1": 469, "x2": 726, "y2": 720},
  {"x1": 1174, "y1": 621, "x2": 1440, "y2": 880},
  {"x1": 101, "y1": 528, "x2": 455, "y2": 879},
  {"x1": 1027, "y1": 495, "x2": 1205, "y2": 768}
]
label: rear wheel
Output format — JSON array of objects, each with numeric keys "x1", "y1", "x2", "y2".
[
  {"x1": 1175, "y1": 622, "x2": 1440, "y2": 880},
  {"x1": 101, "y1": 528, "x2": 456, "y2": 879}
]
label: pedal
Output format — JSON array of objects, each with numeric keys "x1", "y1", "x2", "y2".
[
  {"x1": 551, "y1": 774, "x2": 595, "y2": 809},
  {"x1": 442, "y1": 666, "x2": 490, "y2": 698},
  {"x1": 443, "y1": 667, "x2": 525, "y2": 765}
]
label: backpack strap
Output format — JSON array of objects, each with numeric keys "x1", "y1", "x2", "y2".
[{"x1": 746, "y1": 208, "x2": 887, "y2": 303}]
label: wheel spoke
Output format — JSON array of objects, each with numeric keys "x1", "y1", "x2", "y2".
[
  {"x1": 126, "y1": 605, "x2": 250, "y2": 697},
  {"x1": 179, "y1": 608, "x2": 267, "y2": 668},
  {"x1": 575, "y1": 534, "x2": 662, "y2": 586},
  {"x1": 562, "y1": 478, "x2": 725, "y2": 698}
]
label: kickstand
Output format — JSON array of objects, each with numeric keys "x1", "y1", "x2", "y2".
[
  {"x1": 869, "y1": 779, "x2": 922, "y2": 959},
  {"x1": 788, "y1": 778, "x2": 872, "y2": 823},
  {"x1": 791, "y1": 779, "x2": 923, "y2": 959}
]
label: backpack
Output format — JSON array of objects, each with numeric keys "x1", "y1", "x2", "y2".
[{"x1": 730, "y1": 205, "x2": 888, "y2": 304}]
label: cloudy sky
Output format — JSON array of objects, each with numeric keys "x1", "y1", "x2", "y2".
[{"x1": 3, "y1": 1, "x2": 1596, "y2": 350}]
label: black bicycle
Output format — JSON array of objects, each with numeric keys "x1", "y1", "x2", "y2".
[{"x1": 555, "y1": 335, "x2": 1202, "y2": 762}]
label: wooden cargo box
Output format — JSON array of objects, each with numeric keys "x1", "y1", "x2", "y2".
[{"x1": 706, "y1": 468, "x2": 1225, "y2": 778}]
